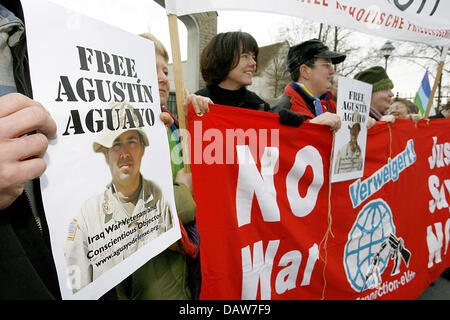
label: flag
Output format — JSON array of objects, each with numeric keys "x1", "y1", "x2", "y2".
[{"x1": 414, "y1": 69, "x2": 433, "y2": 116}]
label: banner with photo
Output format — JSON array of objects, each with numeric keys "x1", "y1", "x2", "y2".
[
  {"x1": 188, "y1": 105, "x2": 450, "y2": 300},
  {"x1": 22, "y1": 0, "x2": 180, "y2": 299},
  {"x1": 332, "y1": 77, "x2": 372, "y2": 183},
  {"x1": 165, "y1": 0, "x2": 450, "y2": 46}
]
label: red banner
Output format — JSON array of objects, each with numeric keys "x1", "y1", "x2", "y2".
[{"x1": 188, "y1": 105, "x2": 450, "y2": 300}]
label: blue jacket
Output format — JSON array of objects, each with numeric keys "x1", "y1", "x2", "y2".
[{"x1": 0, "y1": 2, "x2": 60, "y2": 299}]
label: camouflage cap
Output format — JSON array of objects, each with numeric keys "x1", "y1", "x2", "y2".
[
  {"x1": 348, "y1": 111, "x2": 362, "y2": 130},
  {"x1": 93, "y1": 102, "x2": 149, "y2": 153}
]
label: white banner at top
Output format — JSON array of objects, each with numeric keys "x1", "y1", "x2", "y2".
[{"x1": 165, "y1": 0, "x2": 450, "y2": 46}]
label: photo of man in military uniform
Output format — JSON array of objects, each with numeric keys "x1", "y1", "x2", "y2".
[
  {"x1": 334, "y1": 111, "x2": 364, "y2": 174},
  {"x1": 64, "y1": 102, "x2": 173, "y2": 293}
]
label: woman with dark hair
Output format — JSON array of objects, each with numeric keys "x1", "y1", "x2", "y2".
[{"x1": 195, "y1": 31, "x2": 270, "y2": 111}]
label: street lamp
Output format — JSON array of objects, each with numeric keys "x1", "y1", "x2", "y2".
[{"x1": 380, "y1": 40, "x2": 395, "y2": 71}]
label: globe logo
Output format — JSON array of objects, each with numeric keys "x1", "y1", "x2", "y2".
[{"x1": 344, "y1": 199, "x2": 396, "y2": 292}]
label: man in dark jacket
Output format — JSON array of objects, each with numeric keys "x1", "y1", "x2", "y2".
[
  {"x1": 429, "y1": 101, "x2": 450, "y2": 119},
  {"x1": 0, "y1": 1, "x2": 60, "y2": 299}
]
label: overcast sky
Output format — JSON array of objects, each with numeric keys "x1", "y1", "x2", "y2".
[{"x1": 48, "y1": 0, "x2": 431, "y2": 97}]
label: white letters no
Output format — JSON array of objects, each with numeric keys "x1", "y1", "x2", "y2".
[
  {"x1": 236, "y1": 145, "x2": 280, "y2": 227},
  {"x1": 286, "y1": 146, "x2": 324, "y2": 217}
]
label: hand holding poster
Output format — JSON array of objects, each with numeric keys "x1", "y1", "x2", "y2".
[
  {"x1": 332, "y1": 77, "x2": 372, "y2": 182},
  {"x1": 21, "y1": 0, "x2": 180, "y2": 299}
]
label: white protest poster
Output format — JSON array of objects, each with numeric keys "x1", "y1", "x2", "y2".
[
  {"x1": 331, "y1": 77, "x2": 372, "y2": 183},
  {"x1": 21, "y1": 0, "x2": 180, "y2": 299}
]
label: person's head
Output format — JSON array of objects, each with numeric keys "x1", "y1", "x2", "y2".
[
  {"x1": 389, "y1": 97, "x2": 417, "y2": 118},
  {"x1": 441, "y1": 100, "x2": 450, "y2": 118},
  {"x1": 200, "y1": 31, "x2": 259, "y2": 90},
  {"x1": 354, "y1": 66, "x2": 394, "y2": 114},
  {"x1": 140, "y1": 33, "x2": 170, "y2": 106},
  {"x1": 441, "y1": 101, "x2": 450, "y2": 118},
  {"x1": 94, "y1": 102, "x2": 148, "y2": 188},
  {"x1": 348, "y1": 112, "x2": 361, "y2": 147},
  {"x1": 286, "y1": 39, "x2": 346, "y2": 97},
  {"x1": 105, "y1": 130, "x2": 146, "y2": 189}
]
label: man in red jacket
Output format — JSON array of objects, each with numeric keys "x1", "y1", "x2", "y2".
[{"x1": 272, "y1": 39, "x2": 345, "y2": 131}]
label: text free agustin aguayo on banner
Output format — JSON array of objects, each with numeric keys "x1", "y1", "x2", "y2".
[{"x1": 22, "y1": 0, "x2": 180, "y2": 299}]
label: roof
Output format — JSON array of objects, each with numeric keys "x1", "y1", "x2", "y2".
[{"x1": 255, "y1": 41, "x2": 290, "y2": 77}]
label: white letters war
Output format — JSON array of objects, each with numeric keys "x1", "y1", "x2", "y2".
[
  {"x1": 235, "y1": 144, "x2": 323, "y2": 299},
  {"x1": 426, "y1": 137, "x2": 450, "y2": 269}
]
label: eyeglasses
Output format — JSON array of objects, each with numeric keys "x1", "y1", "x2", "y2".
[{"x1": 314, "y1": 62, "x2": 334, "y2": 70}]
